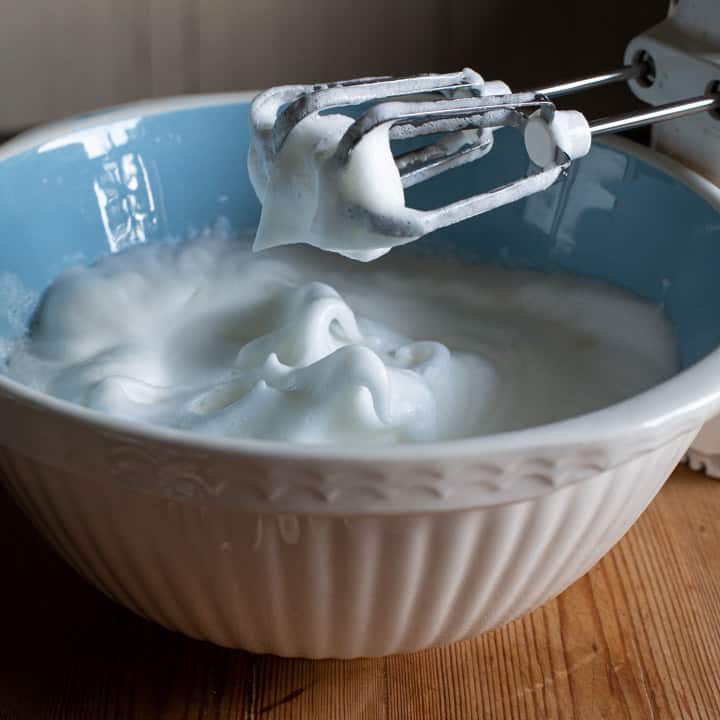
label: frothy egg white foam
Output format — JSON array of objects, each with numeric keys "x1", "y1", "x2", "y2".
[{"x1": 4, "y1": 236, "x2": 678, "y2": 445}]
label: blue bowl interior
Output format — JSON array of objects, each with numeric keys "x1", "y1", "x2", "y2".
[{"x1": 1, "y1": 100, "x2": 719, "y2": 371}]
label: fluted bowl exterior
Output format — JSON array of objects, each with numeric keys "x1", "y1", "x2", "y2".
[{"x1": 0, "y1": 430, "x2": 693, "y2": 657}]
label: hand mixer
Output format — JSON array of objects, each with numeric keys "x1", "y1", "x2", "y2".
[
  {"x1": 249, "y1": 62, "x2": 718, "y2": 243},
  {"x1": 249, "y1": 0, "x2": 720, "y2": 475}
]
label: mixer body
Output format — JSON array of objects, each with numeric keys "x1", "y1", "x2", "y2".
[
  {"x1": 626, "y1": 0, "x2": 720, "y2": 476},
  {"x1": 626, "y1": 0, "x2": 720, "y2": 186}
]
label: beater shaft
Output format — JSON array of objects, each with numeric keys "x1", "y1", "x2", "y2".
[
  {"x1": 590, "y1": 94, "x2": 720, "y2": 135},
  {"x1": 535, "y1": 63, "x2": 649, "y2": 97},
  {"x1": 533, "y1": 60, "x2": 720, "y2": 134}
]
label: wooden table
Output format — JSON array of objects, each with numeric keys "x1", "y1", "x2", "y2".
[{"x1": 1, "y1": 464, "x2": 719, "y2": 719}]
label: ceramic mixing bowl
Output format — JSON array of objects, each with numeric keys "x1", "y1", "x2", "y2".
[{"x1": 1, "y1": 95, "x2": 720, "y2": 658}]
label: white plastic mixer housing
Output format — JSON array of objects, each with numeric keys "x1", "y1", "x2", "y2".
[{"x1": 626, "y1": 0, "x2": 720, "y2": 476}]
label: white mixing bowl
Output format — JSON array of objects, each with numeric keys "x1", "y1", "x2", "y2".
[{"x1": 1, "y1": 95, "x2": 719, "y2": 657}]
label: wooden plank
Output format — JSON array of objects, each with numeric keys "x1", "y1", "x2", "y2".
[
  {"x1": 1, "y1": 465, "x2": 719, "y2": 718},
  {"x1": 0, "y1": 0, "x2": 121, "y2": 127},
  {"x1": 0, "y1": 0, "x2": 670, "y2": 129},
  {"x1": 155, "y1": 0, "x2": 443, "y2": 91},
  {"x1": 0, "y1": 0, "x2": 443, "y2": 128}
]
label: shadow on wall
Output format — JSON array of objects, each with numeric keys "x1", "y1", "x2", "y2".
[{"x1": 0, "y1": 0, "x2": 667, "y2": 130}]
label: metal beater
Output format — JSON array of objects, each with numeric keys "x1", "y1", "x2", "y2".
[{"x1": 249, "y1": 61, "x2": 719, "y2": 240}]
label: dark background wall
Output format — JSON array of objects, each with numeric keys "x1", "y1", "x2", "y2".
[{"x1": 0, "y1": 0, "x2": 668, "y2": 131}]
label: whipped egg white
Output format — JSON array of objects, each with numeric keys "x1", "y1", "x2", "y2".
[{"x1": 4, "y1": 235, "x2": 678, "y2": 445}]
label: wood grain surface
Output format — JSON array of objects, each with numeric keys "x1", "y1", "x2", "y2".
[{"x1": 1, "y1": 464, "x2": 719, "y2": 719}]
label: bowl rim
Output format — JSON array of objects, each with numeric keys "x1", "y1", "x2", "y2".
[{"x1": 2, "y1": 94, "x2": 720, "y2": 464}]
